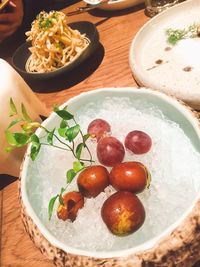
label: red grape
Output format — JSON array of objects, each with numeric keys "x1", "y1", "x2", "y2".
[
  {"x1": 97, "y1": 136, "x2": 125, "y2": 167},
  {"x1": 125, "y1": 130, "x2": 152, "y2": 154},
  {"x1": 87, "y1": 118, "x2": 111, "y2": 141}
]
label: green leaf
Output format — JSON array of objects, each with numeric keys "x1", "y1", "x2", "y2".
[
  {"x1": 30, "y1": 134, "x2": 40, "y2": 160},
  {"x1": 48, "y1": 195, "x2": 59, "y2": 220},
  {"x1": 60, "y1": 187, "x2": 65, "y2": 194},
  {"x1": 66, "y1": 169, "x2": 76, "y2": 183},
  {"x1": 59, "y1": 188, "x2": 65, "y2": 205},
  {"x1": 58, "y1": 127, "x2": 67, "y2": 138},
  {"x1": 30, "y1": 142, "x2": 41, "y2": 160},
  {"x1": 60, "y1": 119, "x2": 67, "y2": 128},
  {"x1": 6, "y1": 130, "x2": 29, "y2": 147},
  {"x1": 66, "y1": 124, "x2": 80, "y2": 142},
  {"x1": 59, "y1": 194, "x2": 64, "y2": 205},
  {"x1": 5, "y1": 130, "x2": 17, "y2": 146},
  {"x1": 47, "y1": 128, "x2": 55, "y2": 145},
  {"x1": 55, "y1": 109, "x2": 74, "y2": 120},
  {"x1": 21, "y1": 103, "x2": 32, "y2": 122},
  {"x1": 13, "y1": 133, "x2": 29, "y2": 145},
  {"x1": 31, "y1": 134, "x2": 40, "y2": 143},
  {"x1": 83, "y1": 133, "x2": 90, "y2": 145},
  {"x1": 73, "y1": 161, "x2": 84, "y2": 173},
  {"x1": 7, "y1": 118, "x2": 22, "y2": 129},
  {"x1": 9, "y1": 98, "x2": 17, "y2": 117},
  {"x1": 22, "y1": 122, "x2": 41, "y2": 132},
  {"x1": 76, "y1": 143, "x2": 83, "y2": 160}
]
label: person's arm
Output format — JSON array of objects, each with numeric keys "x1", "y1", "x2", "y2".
[
  {"x1": 0, "y1": 0, "x2": 24, "y2": 43},
  {"x1": 0, "y1": 0, "x2": 55, "y2": 43}
]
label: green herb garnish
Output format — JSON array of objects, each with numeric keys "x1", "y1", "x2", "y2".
[
  {"x1": 39, "y1": 17, "x2": 53, "y2": 29},
  {"x1": 37, "y1": 11, "x2": 59, "y2": 30},
  {"x1": 6, "y1": 98, "x2": 94, "y2": 220},
  {"x1": 166, "y1": 23, "x2": 200, "y2": 45},
  {"x1": 55, "y1": 42, "x2": 65, "y2": 50}
]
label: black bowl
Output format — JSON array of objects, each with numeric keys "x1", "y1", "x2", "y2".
[{"x1": 12, "y1": 21, "x2": 99, "y2": 81}]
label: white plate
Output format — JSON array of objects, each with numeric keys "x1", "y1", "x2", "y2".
[
  {"x1": 129, "y1": 0, "x2": 200, "y2": 109},
  {"x1": 83, "y1": 0, "x2": 143, "y2": 11}
]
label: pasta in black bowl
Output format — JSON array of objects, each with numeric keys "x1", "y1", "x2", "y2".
[{"x1": 12, "y1": 11, "x2": 99, "y2": 80}]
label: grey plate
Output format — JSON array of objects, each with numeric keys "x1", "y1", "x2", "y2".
[{"x1": 12, "y1": 21, "x2": 99, "y2": 81}]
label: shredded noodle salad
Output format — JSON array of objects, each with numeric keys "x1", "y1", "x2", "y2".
[{"x1": 25, "y1": 11, "x2": 90, "y2": 73}]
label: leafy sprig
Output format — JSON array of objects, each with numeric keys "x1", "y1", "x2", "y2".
[
  {"x1": 166, "y1": 23, "x2": 200, "y2": 45},
  {"x1": 6, "y1": 98, "x2": 94, "y2": 220}
]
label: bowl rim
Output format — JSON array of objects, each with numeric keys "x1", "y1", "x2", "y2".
[
  {"x1": 84, "y1": 0, "x2": 143, "y2": 7},
  {"x1": 84, "y1": 0, "x2": 123, "y2": 4},
  {"x1": 21, "y1": 87, "x2": 200, "y2": 258}
]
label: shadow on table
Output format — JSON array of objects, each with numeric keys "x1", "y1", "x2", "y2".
[
  {"x1": 24, "y1": 42, "x2": 104, "y2": 93},
  {"x1": 0, "y1": 174, "x2": 18, "y2": 190},
  {"x1": 193, "y1": 261, "x2": 200, "y2": 267}
]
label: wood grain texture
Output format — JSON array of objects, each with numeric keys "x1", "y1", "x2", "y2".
[
  {"x1": 1, "y1": 182, "x2": 55, "y2": 267},
  {"x1": 0, "y1": 190, "x2": 2, "y2": 266},
  {"x1": 0, "y1": 3, "x2": 149, "y2": 266}
]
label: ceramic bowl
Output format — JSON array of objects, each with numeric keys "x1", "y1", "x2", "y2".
[
  {"x1": 12, "y1": 21, "x2": 99, "y2": 81},
  {"x1": 129, "y1": 0, "x2": 200, "y2": 110},
  {"x1": 84, "y1": 0, "x2": 143, "y2": 10},
  {"x1": 20, "y1": 87, "x2": 200, "y2": 266}
]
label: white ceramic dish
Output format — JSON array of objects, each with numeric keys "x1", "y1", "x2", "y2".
[
  {"x1": 83, "y1": 0, "x2": 143, "y2": 11},
  {"x1": 20, "y1": 87, "x2": 200, "y2": 266},
  {"x1": 129, "y1": 0, "x2": 200, "y2": 110}
]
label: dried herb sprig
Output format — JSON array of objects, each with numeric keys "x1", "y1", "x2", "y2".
[
  {"x1": 5, "y1": 98, "x2": 94, "y2": 220},
  {"x1": 166, "y1": 23, "x2": 200, "y2": 45}
]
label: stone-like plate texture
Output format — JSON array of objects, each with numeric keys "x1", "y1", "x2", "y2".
[
  {"x1": 19, "y1": 177, "x2": 200, "y2": 266},
  {"x1": 19, "y1": 95, "x2": 200, "y2": 267}
]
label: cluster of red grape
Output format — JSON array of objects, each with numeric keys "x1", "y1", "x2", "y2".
[
  {"x1": 57, "y1": 118, "x2": 152, "y2": 236},
  {"x1": 88, "y1": 118, "x2": 152, "y2": 166}
]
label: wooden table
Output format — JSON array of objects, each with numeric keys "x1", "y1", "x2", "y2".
[{"x1": 0, "y1": 2, "x2": 150, "y2": 266}]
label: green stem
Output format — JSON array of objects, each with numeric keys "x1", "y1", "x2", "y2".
[
  {"x1": 73, "y1": 118, "x2": 93, "y2": 164},
  {"x1": 40, "y1": 125, "x2": 94, "y2": 163},
  {"x1": 40, "y1": 143, "x2": 70, "y2": 151},
  {"x1": 53, "y1": 133, "x2": 73, "y2": 151},
  {"x1": 40, "y1": 124, "x2": 75, "y2": 155},
  {"x1": 40, "y1": 142, "x2": 94, "y2": 162},
  {"x1": 79, "y1": 158, "x2": 95, "y2": 163},
  {"x1": 72, "y1": 140, "x2": 75, "y2": 152}
]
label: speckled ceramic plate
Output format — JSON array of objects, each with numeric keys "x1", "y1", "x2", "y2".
[
  {"x1": 20, "y1": 87, "x2": 200, "y2": 266},
  {"x1": 129, "y1": 0, "x2": 200, "y2": 110}
]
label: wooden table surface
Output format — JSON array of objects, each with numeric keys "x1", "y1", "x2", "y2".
[{"x1": 0, "y1": 2, "x2": 150, "y2": 266}]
